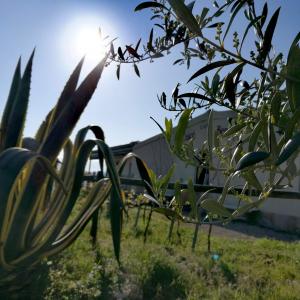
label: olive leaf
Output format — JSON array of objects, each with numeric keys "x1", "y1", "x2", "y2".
[
  {"x1": 236, "y1": 151, "x2": 270, "y2": 171},
  {"x1": 188, "y1": 60, "x2": 236, "y2": 83},
  {"x1": 276, "y1": 133, "x2": 300, "y2": 166},
  {"x1": 201, "y1": 199, "x2": 231, "y2": 217},
  {"x1": 134, "y1": 1, "x2": 167, "y2": 12}
]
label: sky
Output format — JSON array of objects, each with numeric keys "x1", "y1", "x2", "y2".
[{"x1": 0, "y1": 0, "x2": 299, "y2": 150}]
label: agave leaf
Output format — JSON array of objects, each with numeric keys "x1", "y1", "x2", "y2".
[
  {"x1": 72, "y1": 125, "x2": 105, "y2": 245},
  {"x1": 35, "y1": 108, "x2": 54, "y2": 144},
  {"x1": 3, "y1": 50, "x2": 34, "y2": 150},
  {"x1": 236, "y1": 151, "x2": 270, "y2": 171},
  {"x1": 36, "y1": 58, "x2": 84, "y2": 144},
  {"x1": 36, "y1": 139, "x2": 121, "y2": 263},
  {"x1": 49, "y1": 58, "x2": 85, "y2": 134},
  {"x1": 6, "y1": 57, "x2": 109, "y2": 259},
  {"x1": 20, "y1": 156, "x2": 67, "y2": 243},
  {"x1": 109, "y1": 186, "x2": 122, "y2": 263},
  {"x1": 29, "y1": 140, "x2": 74, "y2": 243},
  {"x1": 45, "y1": 178, "x2": 111, "y2": 258},
  {"x1": 0, "y1": 149, "x2": 66, "y2": 265},
  {"x1": 22, "y1": 179, "x2": 110, "y2": 266},
  {"x1": 0, "y1": 59, "x2": 21, "y2": 151},
  {"x1": 39, "y1": 55, "x2": 108, "y2": 163},
  {"x1": 276, "y1": 133, "x2": 300, "y2": 166},
  {"x1": 118, "y1": 152, "x2": 155, "y2": 198},
  {"x1": 74, "y1": 125, "x2": 105, "y2": 171},
  {"x1": 0, "y1": 148, "x2": 38, "y2": 234},
  {"x1": 58, "y1": 139, "x2": 73, "y2": 184},
  {"x1": 22, "y1": 137, "x2": 39, "y2": 152}
]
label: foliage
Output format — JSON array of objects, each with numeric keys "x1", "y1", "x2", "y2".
[
  {"x1": 108, "y1": 0, "x2": 300, "y2": 221},
  {"x1": 0, "y1": 53, "x2": 124, "y2": 292}
]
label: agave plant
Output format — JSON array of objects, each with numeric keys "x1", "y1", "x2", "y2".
[{"x1": 0, "y1": 51, "x2": 124, "y2": 291}]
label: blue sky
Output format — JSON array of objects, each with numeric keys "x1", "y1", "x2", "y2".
[{"x1": 0, "y1": 0, "x2": 299, "y2": 148}]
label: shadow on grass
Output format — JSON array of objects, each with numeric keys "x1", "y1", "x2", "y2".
[
  {"x1": 95, "y1": 249, "x2": 115, "y2": 300},
  {"x1": 142, "y1": 261, "x2": 186, "y2": 300},
  {"x1": 219, "y1": 262, "x2": 236, "y2": 284}
]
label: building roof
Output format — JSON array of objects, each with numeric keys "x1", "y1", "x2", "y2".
[
  {"x1": 90, "y1": 141, "x2": 139, "y2": 160},
  {"x1": 134, "y1": 109, "x2": 236, "y2": 149},
  {"x1": 90, "y1": 109, "x2": 236, "y2": 158}
]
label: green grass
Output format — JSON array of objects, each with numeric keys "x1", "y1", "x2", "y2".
[{"x1": 31, "y1": 204, "x2": 300, "y2": 299}]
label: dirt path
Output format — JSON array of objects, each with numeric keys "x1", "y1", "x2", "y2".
[{"x1": 200, "y1": 221, "x2": 300, "y2": 242}]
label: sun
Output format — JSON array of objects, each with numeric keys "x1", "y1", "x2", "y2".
[
  {"x1": 74, "y1": 26, "x2": 107, "y2": 62},
  {"x1": 61, "y1": 15, "x2": 113, "y2": 67}
]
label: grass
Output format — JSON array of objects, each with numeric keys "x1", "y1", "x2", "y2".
[{"x1": 26, "y1": 202, "x2": 300, "y2": 299}]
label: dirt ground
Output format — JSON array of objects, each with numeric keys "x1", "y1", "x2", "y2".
[{"x1": 201, "y1": 221, "x2": 300, "y2": 242}]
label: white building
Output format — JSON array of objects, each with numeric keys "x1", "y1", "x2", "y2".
[{"x1": 95, "y1": 110, "x2": 300, "y2": 232}]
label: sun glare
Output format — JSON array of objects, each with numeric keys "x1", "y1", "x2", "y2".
[
  {"x1": 74, "y1": 26, "x2": 106, "y2": 62},
  {"x1": 61, "y1": 15, "x2": 114, "y2": 67}
]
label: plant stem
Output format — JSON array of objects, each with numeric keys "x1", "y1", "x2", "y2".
[
  {"x1": 192, "y1": 222, "x2": 200, "y2": 251},
  {"x1": 134, "y1": 204, "x2": 141, "y2": 228},
  {"x1": 144, "y1": 208, "x2": 153, "y2": 243},
  {"x1": 207, "y1": 223, "x2": 213, "y2": 253},
  {"x1": 192, "y1": 208, "x2": 202, "y2": 251},
  {"x1": 168, "y1": 218, "x2": 175, "y2": 241}
]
